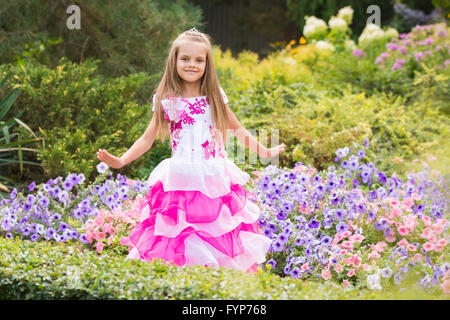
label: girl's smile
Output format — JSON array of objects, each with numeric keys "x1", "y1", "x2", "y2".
[{"x1": 177, "y1": 41, "x2": 207, "y2": 85}]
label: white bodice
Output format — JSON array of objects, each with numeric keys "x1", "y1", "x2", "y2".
[{"x1": 152, "y1": 88, "x2": 228, "y2": 162}]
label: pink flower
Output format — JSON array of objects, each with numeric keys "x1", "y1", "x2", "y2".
[
  {"x1": 350, "y1": 234, "x2": 365, "y2": 243},
  {"x1": 321, "y1": 269, "x2": 331, "y2": 280},
  {"x1": 299, "y1": 204, "x2": 311, "y2": 215},
  {"x1": 102, "y1": 222, "x2": 113, "y2": 234},
  {"x1": 397, "y1": 237, "x2": 409, "y2": 248},
  {"x1": 347, "y1": 269, "x2": 355, "y2": 277},
  {"x1": 385, "y1": 232, "x2": 396, "y2": 243},
  {"x1": 342, "y1": 231, "x2": 352, "y2": 239},
  {"x1": 436, "y1": 238, "x2": 448, "y2": 247},
  {"x1": 392, "y1": 207, "x2": 403, "y2": 218},
  {"x1": 351, "y1": 255, "x2": 361, "y2": 267},
  {"x1": 413, "y1": 253, "x2": 423, "y2": 261},
  {"x1": 362, "y1": 264, "x2": 371, "y2": 271},
  {"x1": 93, "y1": 231, "x2": 106, "y2": 242},
  {"x1": 433, "y1": 224, "x2": 444, "y2": 235},
  {"x1": 300, "y1": 262, "x2": 309, "y2": 272},
  {"x1": 252, "y1": 170, "x2": 261, "y2": 177},
  {"x1": 93, "y1": 215, "x2": 105, "y2": 227},
  {"x1": 397, "y1": 226, "x2": 409, "y2": 236},
  {"x1": 389, "y1": 198, "x2": 399, "y2": 207},
  {"x1": 369, "y1": 252, "x2": 381, "y2": 260},
  {"x1": 441, "y1": 279, "x2": 450, "y2": 295},
  {"x1": 342, "y1": 258, "x2": 353, "y2": 266},
  {"x1": 423, "y1": 242, "x2": 434, "y2": 252},
  {"x1": 407, "y1": 244, "x2": 417, "y2": 252},
  {"x1": 95, "y1": 241, "x2": 105, "y2": 253},
  {"x1": 411, "y1": 193, "x2": 421, "y2": 200},
  {"x1": 422, "y1": 215, "x2": 432, "y2": 227},
  {"x1": 341, "y1": 241, "x2": 354, "y2": 250},
  {"x1": 343, "y1": 279, "x2": 350, "y2": 287},
  {"x1": 422, "y1": 227, "x2": 433, "y2": 239},
  {"x1": 334, "y1": 264, "x2": 343, "y2": 273}
]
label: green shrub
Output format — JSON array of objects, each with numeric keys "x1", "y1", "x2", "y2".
[{"x1": 0, "y1": 237, "x2": 444, "y2": 300}]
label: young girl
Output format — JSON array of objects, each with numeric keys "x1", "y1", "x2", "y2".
[{"x1": 96, "y1": 28, "x2": 286, "y2": 273}]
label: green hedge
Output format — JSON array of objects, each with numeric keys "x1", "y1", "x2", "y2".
[{"x1": 0, "y1": 237, "x2": 445, "y2": 300}]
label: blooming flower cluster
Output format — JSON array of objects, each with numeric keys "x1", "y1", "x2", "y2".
[
  {"x1": 358, "y1": 23, "x2": 399, "y2": 48},
  {"x1": 374, "y1": 23, "x2": 449, "y2": 71},
  {"x1": 0, "y1": 163, "x2": 150, "y2": 245},
  {"x1": 81, "y1": 195, "x2": 145, "y2": 252},
  {"x1": 251, "y1": 140, "x2": 449, "y2": 294},
  {"x1": 303, "y1": 16, "x2": 328, "y2": 39}
]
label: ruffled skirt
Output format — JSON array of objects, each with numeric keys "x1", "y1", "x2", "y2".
[{"x1": 120, "y1": 174, "x2": 271, "y2": 273}]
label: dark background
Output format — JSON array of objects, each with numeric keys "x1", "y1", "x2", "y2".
[{"x1": 188, "y1": 0, "x2": 439, "y2": 56}]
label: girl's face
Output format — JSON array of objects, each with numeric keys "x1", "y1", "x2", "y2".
[{"x1": 176, "y1": 41, "x2": 207, "y2": 86}]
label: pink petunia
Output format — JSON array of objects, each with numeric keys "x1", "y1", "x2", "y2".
[
  {"x1": 300, "y1": 262, "x2": 309, "y2": 272},
  {"x1": 423, "y1": 242, "x2": 434, "y2": 252},
  {"x1": 334, "y1": 264, "x2": 344, "y2": 273},
  {"x1": 392, "y1": 207, "x2": 403, "y2": 218},
  {"x1": 351, "y1": 255, "x2": 361, "y2": 267},
  {"x1": 369, "y1": 252, "x2": 381, "y2": 260},
  {"x1": 433, "y1": 224, "x2": 444, "y2": 235},
  {"x1": 441, "y1": 279, "x2": 450, "y2": 295},
  {"x1": 411, "y1": 193, "x2": 421, "y2": 200},
  {"x1": 347, "y1": 269, "x2": 355, "y2": 277},
  {"x1": 397, "y1": 238, "x2": 409, "y2": 248},
  {"x1": 422, "y1": 215, "x2": 432, "y2": 227},
  {"x1": 93, "y1": 215, "x2": 105, "y2": 227},
  {"x1": 343, "y1": 279, "x2": 350, "y2": 287},
  {"x1": 342, "y1": 258, "x2": 353, "y2": 266},
  {"x1": 321, "y1": 269, "x2": 332, "y2": 280},
  {"x1": 362, "y1": 264, "x2": 371, "y2": 272},
  {"x1": 386, "y1": 232, "x2": 396, "y2": 243},
  {"x1": 436, "y1": 238, "x2": 448, "y2": 247},
  {"x1": 389, "y1": 198, "x2": 399, "y2": 207},
  {"x1": 407, "y1": 244, "x2": 417, "y2": 252},
  {"x1": 350, "y1": 234, "x2": 365, "y2": 243},
  {"x1": 341, "y1": 241, "x2": 354, "y2": 250},
  {"x1": 397, "y1": 226, "x2": 409, "y2": 236},
  {"x1": 95, "y1": 241, "x2": 105, "y2": 253},
  {"x1": 413, "y1": 253, "x2": 423, "y2": 261}
]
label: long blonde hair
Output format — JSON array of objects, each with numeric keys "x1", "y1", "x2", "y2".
[{"x1": 153, "y1": 29, "x2": 229, "y2": 145}]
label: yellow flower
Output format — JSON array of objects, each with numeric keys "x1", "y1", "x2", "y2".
[
  {"x1": 289, "y1": 48, "x2": 300, "y2": 55},
  {"x1": 289, "y1": 39, "x2": 296, "y2": 45},
  {"x1": 299, "y1": 36, "x2": 307, "y2": 44}
]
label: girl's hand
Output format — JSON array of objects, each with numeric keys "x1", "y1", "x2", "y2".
[
  {"x1": 96, "y1": 149, "x2": 124, "y2": 169},
  {"x1": 265, "y1": 143, "x2": 286, "y2": 158}
]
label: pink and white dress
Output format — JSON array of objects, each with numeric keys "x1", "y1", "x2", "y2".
[{"x1": 120, "y1": 88, "x2": 271, "y2": 273}]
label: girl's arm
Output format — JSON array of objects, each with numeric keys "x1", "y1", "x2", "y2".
[
  {"x1": 97, "y1": 115, "x2": 158, "y2": 168},
  {"x1": 121, "y1": 115, "x2": 158, "y2": 166},
  {"x1": 225, "y1": 104, "x2": 285, "y2": 158}
]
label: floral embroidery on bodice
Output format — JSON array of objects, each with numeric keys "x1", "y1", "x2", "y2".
[{"x1": 158, "y1": 95, "x2": 226, "y2": 162}]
